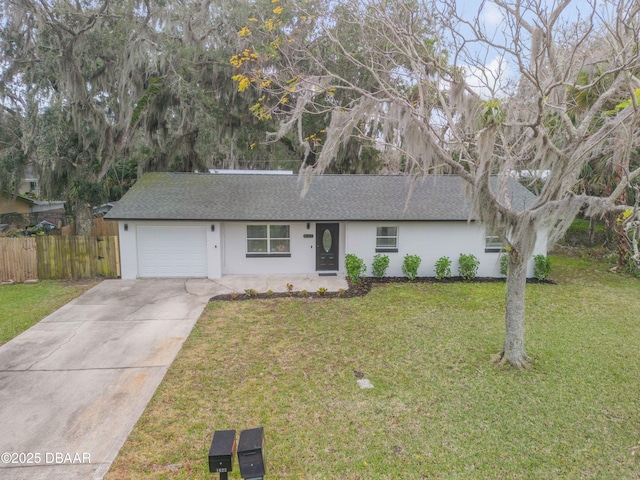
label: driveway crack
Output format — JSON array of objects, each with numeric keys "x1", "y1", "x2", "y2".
[
  {"x1": 183, "y1": 279, "x2": 196, "y2": 296},
  {"x1": 26, "y1": 324, "x2": 82, "y2": 371}
]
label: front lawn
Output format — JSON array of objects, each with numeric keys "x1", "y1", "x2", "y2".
[
  {"x1": 107, "y1": 254, "x2": 640, "y2": 479},
  {"x1": 0, "y1": 280, "x2": 98, "y2": 346}
]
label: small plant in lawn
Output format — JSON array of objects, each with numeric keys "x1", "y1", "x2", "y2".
[
  {"x1": 402, "y1": 254, "x2": 421, "y2": 281},
  {"x1": 230, "y1": 292, "x2": 239, "y2": 300},
  {"x1": 624, "y1": 254, "x2": 640, "y2": 277},
  {"x1": 458, "y1": 253, "x2": 480, "y2": 281},
  {"x1": 500, "y1": 254, "x2": 509, "y2": 276},
  {"x1": 371, "y1": 253, "x2": 390, "y2": 278},
  {"x1": 317, "y1": 287, "x2": 327, "y2": 296},
  {"x1": 345, "y1": 254, "x2": 367, "y2": 283},
  {"x1": 434, "y1": 256, "x2": 452, "y2": 280},
  {"x1": 266, "y1": 289, "x2": 274, "y2": 297},
  {"x1": 286, "y1": 283, "x2": 294, "y2": 294},
  {"x1": 337, "y1": 288, "x2": 346, "y2": 297},
  {"x1": 244, "y1": 288, "x2": 258, "y2": 297},
  {"x1": 533, "y1": 254, "x2": 552, "y2": 281},
  {"x1": 299, "y1": 289, "x2": 308, "y2": 297}
]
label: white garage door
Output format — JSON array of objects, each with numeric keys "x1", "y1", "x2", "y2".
[{"x1": 137, "y1": 225, "x2": 208, "y2": 277}]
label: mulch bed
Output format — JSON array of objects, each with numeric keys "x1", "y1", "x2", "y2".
[{"x1": 210, "y1": 276, "x2": 554, "y2": 302}]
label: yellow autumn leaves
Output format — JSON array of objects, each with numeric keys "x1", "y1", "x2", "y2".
[
  {"x1": 250, "y1": 98, "x2": 272, "y2": 121},
  {"x1": 231, "y1": 74, "x2": 252, "y2": 92},
  {"x1": 230, "y1": 48, "x2": 260, "y2": 92},
  {"x1": 236, "y1": 0, "x2": 282, "y2": 37},
  {"x1": 231, "y1": 0, "x2": 286, "y2": 93},
  {"x1": 304, "y1": 130, "x2": 326, "y2": 145},
  {"x1": 618, "y1": 209, "x2": 634, "y2": 226},
  {"x1": 230, "y1": 49, "x2": 259, "y2": 68}
]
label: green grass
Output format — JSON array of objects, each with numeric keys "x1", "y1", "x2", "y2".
[
  {"x1": 0, "y1": 280, "x2": 98, "y2": 346},
  {"x1": 107, "y1": 255, "x2": 640, "y2": 479},
  {"x1": 561, "y1": 217, "x2": 608, "y2": 247}
]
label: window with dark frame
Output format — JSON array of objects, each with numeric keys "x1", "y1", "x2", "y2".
[
  {"x1": 376, "y1": 226, "x2": 398, "y2": 252},
  {"x1": 247, "y1": 224, "x2": 291, "y2": 256}
]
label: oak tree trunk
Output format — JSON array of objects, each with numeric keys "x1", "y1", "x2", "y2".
[
  {"x1": 74, "y1": 202, "x2": 93, "y2": 236},
  {"x1": 500, "y1": 252, "x2": 531, "y2": 367}
]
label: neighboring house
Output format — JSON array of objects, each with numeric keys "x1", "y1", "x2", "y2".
[
  {"x1": 1, "y1": 164, "x2": 65, "y2": 228},
  {"x1": 105, "y1": 172, "x2": 548, "y2": 280},
  {"x1": 0, "y1": 194, "x2": 34, "y2": 216},
  {"x1": 93, "y1": 202, "x2": 116, "y2": 216},
  {"x1": 18, "y1": 163, "x2": 40, "y2": 196},
  {"x1": 29, "y1": 199, "x2": 66, "y2": 230},
  {"x1": 0, "y1": 194, "x2": 65, "y2": 228}
]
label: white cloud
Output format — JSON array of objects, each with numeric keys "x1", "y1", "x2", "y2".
[
  {"x1": 465, "y1": 55, "x2": 511, "y2": 99},
  {"x1": 480, "y1": 1, "x2": 505, "y2": 30}
]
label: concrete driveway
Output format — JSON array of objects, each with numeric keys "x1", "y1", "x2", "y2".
[
  {"x1": 0, "y1": 278, "x2": 223, "y2": 480},
  {"x1": 0, "y1": 274, "x2": 347, "y2": 480}
]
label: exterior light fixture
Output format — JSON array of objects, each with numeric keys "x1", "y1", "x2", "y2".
[
  {"x1": 124, "y1": 224, "x2": 128, "y2": 231},
  {"x1": 211, "y1": 224, "x2": 215, "y2": 232},
  {"x1": 208, "y1": 429, "x2": 236, "y2": 480}
]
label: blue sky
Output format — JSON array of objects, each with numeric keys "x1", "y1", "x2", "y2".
[{"x1": 447, "y1": 0, "x2": 597, "y2": 97}]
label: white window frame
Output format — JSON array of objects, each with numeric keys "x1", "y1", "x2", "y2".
[
  {"x1": 485, "y1": 228, "x2": 504, "y2": 252},
  {"x1": 376, "y1": 225, "x2": 399, "y2": 252},
  {"x1": 246, "y1": 224, "x2": 291, "y2": 257}
]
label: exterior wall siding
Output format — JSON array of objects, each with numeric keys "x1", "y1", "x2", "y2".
[
  {"x1": 118, "y1": 220, "x2": 547, "y2": 279},
  {"x1": 221, "y1": 222, "x2": 344, "y2": 275},
  {"x1": 0, "y1": 198, "x2": 32, "y2": 215},
  {"x1": 345, "y1": 221, "x2": 547, "y2": 278}
]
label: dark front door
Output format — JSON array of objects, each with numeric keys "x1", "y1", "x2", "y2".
[{"x1": 316, "y1": 223, "x2": 339, "y2": 271}]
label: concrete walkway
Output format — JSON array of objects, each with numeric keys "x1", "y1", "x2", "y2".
[{"x1": 0, "y1": 274, "x2": 347, "y2": 480}]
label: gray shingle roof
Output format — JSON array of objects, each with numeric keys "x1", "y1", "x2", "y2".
[{"x1": 105, "y1": 173, "x2": 537, "y2": 222}]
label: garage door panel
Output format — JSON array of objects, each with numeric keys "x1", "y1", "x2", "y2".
[{"x1": 138, "y1": 226, "x2": 207, "y2": 277}]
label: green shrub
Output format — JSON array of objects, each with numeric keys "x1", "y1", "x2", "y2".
[
  {"x1": 561, "y1": 218, "x2": 607, "y2": 247},
  {"x1": 402, "y1": 254, "x2": 422, "y2": 281},
  {"x1": 624, "y1": 254, "x2": 640, "y2": 277},
  {"x1": 345, "y1": 254, "x2": 367, "y2": 283},
  {"x1": 533, "y1": 254, "x2": 552, "y2": 281},
  {"x1": 458, "y1": 253, "x2": 480, "y2": 280},
  {"x1": 371, "y1": 253, "x2": 390, "y2": 278},
  {"x1": 500, "y1": 254, "x2": 509, "y2": 276},
  {"x1": 434, "y1": 256, "x2": 452, "y2": 280}
]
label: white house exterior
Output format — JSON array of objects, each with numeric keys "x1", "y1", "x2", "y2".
[{"x1": 106, "y1": 173, "x2": 548, "y2": 279}]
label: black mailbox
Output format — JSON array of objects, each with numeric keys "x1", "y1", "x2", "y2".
[
  {"x1": 209, "y1": 429, "x2": 236, "y2": 478},
  {"x1": 237, "y1": 427, "x2": 265, "y2": 479}
]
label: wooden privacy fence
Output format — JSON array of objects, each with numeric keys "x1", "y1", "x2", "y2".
[
  {"x1": 60, "y1": 217, "x2": 120, "y2": 237},
  {"x1": 0, "y1": 237, "x2": 37, "y2": 283},
  {"x1": 92, "y1": 217, "x2": 119, "y2": 236},
  {"x1": 0, "y1": 236, "x2": 120, "y2": 282}
]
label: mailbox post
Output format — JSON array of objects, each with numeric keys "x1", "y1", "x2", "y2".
[
  {"x1": 208, "y1": 430, "x2": 236, "y2": 480},
  {"x1": 237, "y1": 427, "x2": 265, "y2": 480}
]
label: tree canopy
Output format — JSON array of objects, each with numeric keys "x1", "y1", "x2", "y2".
[
  {"x1": 233, "y1": 0, "x2": 640, "y2": 366},
  {"x1": 1, "y1": 0, "x2": 376, "y2": 231}
]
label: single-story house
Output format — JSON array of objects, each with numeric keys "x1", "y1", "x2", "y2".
[{"x1": 105, "y1": 172, "x2": 547, "y2": 279}]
